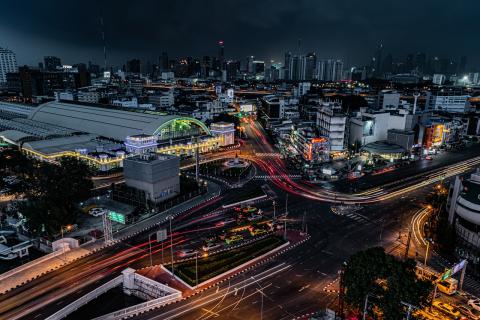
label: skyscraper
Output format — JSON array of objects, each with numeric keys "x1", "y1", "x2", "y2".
[
  {"x1": 0, "y1": 47, "x2": 17, "y2": 85},
  {"x1": 371, "y1": 44, "x2": 383, "y2": 76},
  {"x1": 126, "y1": 59, "x2": 141, "y2": 74},
  {"x1": 159, "y1": 52, "x2": 169, "y2": 71},
  {"x1": 315, "y1": 59, "x2": 343, "y2": 81},
  {"x1": 218, "y1": 40, "x2": 225, "y2": 64},
  {"x1": 44, "y1": 56, "x2": 61, "y2": 71}
]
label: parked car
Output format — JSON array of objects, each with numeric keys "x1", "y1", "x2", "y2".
[
  {"x1": 89, "y1": 207, "x2": 107, "y2": 217},
  {"x1": 177, "y1": 249, "x2": 197, "y2": 258},
  {"x1": 457, "y1": 305, "x2": 480, "y2": 320},
  {"x1": 433, "y1": 301, "x2": 461, "y2": 318},
  {"x1": 469, "y1": 299, "x2": 480, "y2": 312}
]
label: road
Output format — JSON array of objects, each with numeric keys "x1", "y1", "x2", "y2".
[{"x1": 2, "y1": 119, "x2": 480, "y2": 319}]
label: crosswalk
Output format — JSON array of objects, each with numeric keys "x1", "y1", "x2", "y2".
[
  {"x1": 331, "y1": 205, "x2": 372, "y2": 225},
  {"x1": 254, "y1": 174, "x2": 302, "y2": 180},
  {"x1": 255, "y1": 152, "x2": 282, "y2": 157},
  {"x1": 342, "y1": 212, "x2": 372, "y2": 224}
]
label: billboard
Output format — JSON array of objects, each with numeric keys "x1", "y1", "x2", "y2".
[
  {"x1": 157, "y1": 229, "x2": 168, "y2": 242},
  {"x1": 108, "y1": 211, "x2": 126, "y2": 224},
  {"x1": 240, "y1": 104, "x2": 254, "y2": 113}
]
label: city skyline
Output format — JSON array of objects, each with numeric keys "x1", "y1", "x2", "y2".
[{"x1": 1, "y1": 0, "x2": 479, "y2": 68}]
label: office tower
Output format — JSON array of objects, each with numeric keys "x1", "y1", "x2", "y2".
[
  {"x1": 159, "y1": 52, "x2": 169, "y2": 71},
  {"x1": 126, "y1": 59, "x2": 141, "y2": 74},
  {"x1": 0, "y1": 47, "x2": 18, "y2": 85},
  {"x1": 315, "y1": 59, "x2": 343, "y2": 81},
  {"x1": 218, "y1": 40, "x2": 225, "y2": 64},
  {"x1": 415, "y1": 52, "x2": 426, "y2": 73},
  {"x1": 44, "y1": 56, "x2": 61, "y2": 71},
  {"x1": 284, "y1": 51, "x2": 292, "y2": 80},
  {"x1": 370, "y1": 44, "x2": 383, "y2": 76},
  {"x1": 246, "y1": 56, "x2": 255, "y2": 74},
  {"x1": 458, "y1": 56, "x2": 467, "y2": 74},
  {"x1": 382, "y1": 53, "x2": 393, "y2": 74},
  {"x1": 302, "y1": 52, "x2": 316, "y2": 80}
]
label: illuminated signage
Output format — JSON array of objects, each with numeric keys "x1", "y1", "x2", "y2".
[{"x1": 108, "y1": 211, "x2": 126, "y2": 224}]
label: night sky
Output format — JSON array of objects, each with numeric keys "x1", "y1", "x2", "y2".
[{"x1": 1, "y1": 0, "x2": 478, "y2": 69}]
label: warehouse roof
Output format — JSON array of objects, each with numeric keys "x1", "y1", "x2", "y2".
[{"x1": 29, "y1": 101, "x2": 210, "y2": 141}]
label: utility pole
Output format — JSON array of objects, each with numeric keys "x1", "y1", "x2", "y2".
[
  {"x1": 272, "y1": 200, "x2": 276, "y2": 221},
  {"x1": 149, "y1": 233, "x2": 153, "y2": 267},
  {"x1": 195, "y1": 146, "x2": 200, "y2": 184},
  {"x1": 195, "y1": 251, "x2": 199, "y2": 287},
  {"x1": 362, "y1": 294, "x2": 370, "y2": 320},
  {"x1": 404, "y1": 226, "x2": 412, "y2": 260},
  {"x1": 169, "y1": 215, "x2": 174, "y2": 278},
  {"x1": 460, "y1": 261, "x2": 468, "y2": 291},
  {"x1": 338, "y1": 262, "x2": 346, "y2": 320},
  {"x1": 285, "y1": 193, "x2": 288, "y2": 215}
]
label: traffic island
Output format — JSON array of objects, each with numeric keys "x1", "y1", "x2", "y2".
[{"x1": 169, "y1": 236, "x2": 286, "y2": 287}]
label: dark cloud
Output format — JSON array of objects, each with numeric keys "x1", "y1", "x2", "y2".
[{"x1": 0, "y1": 0, "x2": 478, "y2": 68}]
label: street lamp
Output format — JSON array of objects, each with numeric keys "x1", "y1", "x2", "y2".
[
  {"x1": 195, "y1": 251, "x2": 199, "y2": 287},
  {"x1": 424, "y1": 238, "x2": 433, "y2": 266},
  {"x1": 60, "y1": 225, "x2": 72, "y2": 262},
  {"x1": 168, "y1": 215, "x2": 174, "y2": 278}
]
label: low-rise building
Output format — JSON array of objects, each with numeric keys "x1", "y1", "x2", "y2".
[
  {"x1": 123, "y1": 153, "x2": 180, "y2": 203},
  {"x1": 448, "y1": 170, "x2": 480, "y2": 276},
  {"x1": 316, "y1": 103, "x2": 346, "y2": 153}
]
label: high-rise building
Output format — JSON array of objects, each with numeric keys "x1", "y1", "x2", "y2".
[
  {"x1": 0, "y1": 47, "x2": 17, "y2": 85},
  {"x1": 246, "y1": 56, "x2": 255, "y2": 74},
  {"x1": 315, "y1": 59, "x2": 343, "y2": 82},
  {"x1": 44, "y1": 56, "x2": 61, "y2": 71},
  {"x1": 126, "y1": 59, "x2": 141, "y2": 74},
  {"x1": 218, "y1": 40, "x2": 225, "y2": 64},
  {"x1": 371, "y1": 44, "x2": 383, "y2": 76},
  {"x1": 159, "y1": 52, "x2": 169, "y2": 71},
  {"x1": 458, "y1": 56, "x2": 467, "y2": 75},
  {"x1": 302, "y1": 52, "x2": 316, "y2": 80},
  {"x1": 284, "y1": 52, "x2": 292, "y2": 80}
]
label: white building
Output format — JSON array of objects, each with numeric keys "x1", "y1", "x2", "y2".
[
  {"x1": 210, "y1": 122, "x2": 235, "y2": 146},
  {"x1": 433, "y1": 74, "x2": 446, "y2": 85},
  {"x1": 316, "y1": 103, "x2": 347, "y2": 153},
  {"x1": 427, "y1": 92, "x2": 471, "y2": 113},
  {"x1": 447, "y1": 170, "x2": 480, "y2": 274},
  {"x1": 349, "y1": 110, "x2": 412, "y2": 147},
  {"x1": 377, "y1": 90, "x2": 400, "y2": 110},
  {"x1": 0, "y1": 47, "x2": 18, "y2": 85},
  {"x1": 78, "y1": 90, "x2": 101, "y2": 104},
  {"x1": 161, "y1": 72, "x2": 175, "y2": 81},
  {"x1": 112, "y1": 97, "x2": 154, "y2": 110},
  {"x1": 148, "y1": 91, "x2": 174, "y2": 108}
]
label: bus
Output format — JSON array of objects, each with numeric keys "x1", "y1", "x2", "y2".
[
  {"x1": 415, "y1": 263, "x2": 458, "y2": 295},
  {"x1": 436, "y1": 278, "x2": 458, "y2": 295}
]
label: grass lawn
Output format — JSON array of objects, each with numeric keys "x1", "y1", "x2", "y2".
[{"x1": 171, "y1": 236, "x2": 285, "y2": 286}]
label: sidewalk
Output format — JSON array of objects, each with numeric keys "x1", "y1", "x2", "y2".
[{"x1": 0, "y1": 182, "x2": 222, "y2": 295}]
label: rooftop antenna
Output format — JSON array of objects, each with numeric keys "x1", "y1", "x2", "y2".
[
  {"x1": 297, "y1": 38, "x2": 302, "y2": 55},
  {"x1": 99, "y1": 14, "x2": 107, "y2": 72}
]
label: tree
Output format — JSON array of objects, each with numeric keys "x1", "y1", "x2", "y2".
[
  {"x1": 15, "y1": 156, "x2": 94, "y2": 238},
  {"x1": 344, "y1": 247, "x2": 433, "y2": 320},
  {"x1": 211, "y1": 112, "x2": 240, "y2": 128}
]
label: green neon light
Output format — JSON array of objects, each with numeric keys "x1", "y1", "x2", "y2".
[{"x1": 108, "y1": 211, "x2": 126, "y2": 224}]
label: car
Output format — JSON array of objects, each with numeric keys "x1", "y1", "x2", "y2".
[
  {"x1": 469, "y1": 299, "x2": 480, "y2": 312},
  {"x1": 457, "y1": 305, "x2": 480, "y2": 320},
  {"x1": 250, "y1": 228, "x2": 268, "y2": 236},
  {"x1": 225, "y1": 235, "x2": 243, "y2": 245},
  {"x1": 425, "y1": 155, "x2": 433, "y2": 160},
  {"x1": 433, "y1": 301, "x2": 461, "y2": 318},
  {"x1": 177, "y1": 249, "x2": 197, "y2": 258},
  {"x1": 202, "y1": 242, "x2": 222, "y2": 252},
  {"x1": 89, "y1": 207, "x2": 107, "y2": 217}
]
